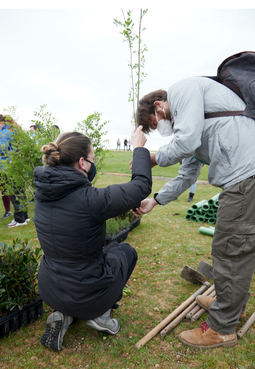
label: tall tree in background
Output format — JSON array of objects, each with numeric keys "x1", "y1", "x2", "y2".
[{"x1": 114, "y1": 9, "x2": 148, "y2": 124}]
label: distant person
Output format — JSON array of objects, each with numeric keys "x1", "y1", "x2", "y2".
[
  {"x1": 124, "y1": 138, "x2": 128, "y2": 151},
  {"x1": 127, "y1": 139, "x2": 131, "y2": 151},
  {"x1": 0, "y1": 114, "x2": 12, "y2": 219},
  {"x1": 30, "y1": 123, "x2": 41, "y2": 132},
  {"x1": 34, "y1": 127, "x2": 151, "y2": 351},
  {"x1": 116, "y1": 138, "x2": 121, "y2": 150},
  {"x1": 0, "y1": 115, "x2": 29, "y2": 227},
  {"x1": 188, "y1": 182, "x2": 196, "y2": 202},
  {"x1": 52, "y1": 125, "x2": 60, "y2": 137}
]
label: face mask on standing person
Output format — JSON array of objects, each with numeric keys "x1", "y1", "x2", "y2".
[{"x1": 155, "y1": 107, "x2": 173, "y2": 137}]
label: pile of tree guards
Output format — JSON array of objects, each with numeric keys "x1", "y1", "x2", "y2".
[{"x1": 185, "y1": 194, "x2": 219, "y2": 224}]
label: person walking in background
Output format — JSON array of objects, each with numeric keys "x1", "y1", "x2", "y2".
[
  {"x1": 116, "y1": 138, "x2": 121, "y2": 150},
  {"x1": 34, "y1": 126, "x2": 151, "y2": 351},
  {"x1": 188, "y1": 182, "x2": 196, "y2": 202},
  {"x1": 124, "y1": 138, "x2": 128, "y2": 151},
  {"x1": 0, "y1": 114, "x2": 29, "y2": 227}
]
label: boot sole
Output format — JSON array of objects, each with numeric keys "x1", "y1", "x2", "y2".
[
  {"x1": 178, "y1": 335, "x2": 237, "y2": 349},
  {"x1": 41, "y1": 320, "x2": 63, "y2": 351}
]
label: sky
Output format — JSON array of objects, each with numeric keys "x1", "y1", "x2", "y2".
[{"x1": 0, "y1": 2, "x2": 255, "y2": 150}]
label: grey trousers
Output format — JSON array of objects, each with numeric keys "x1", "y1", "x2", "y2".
[{"x1": 207, "y1": 176, "x2": 255, "y2": 334}]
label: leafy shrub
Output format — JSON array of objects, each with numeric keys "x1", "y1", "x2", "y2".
[
  {"x1": 1, "y1": 106, "x2": 60, "y2": 201},
  {"x1": 0, "y1": 239, "x2": 42, "y2": 315},
  {"x1": 75, "y1": 112, "x2": 109, "y2": 176}
]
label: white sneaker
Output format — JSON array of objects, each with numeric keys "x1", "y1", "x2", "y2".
[{"x1": 8, "y1": 219, "x2": 28, "y2": 228}]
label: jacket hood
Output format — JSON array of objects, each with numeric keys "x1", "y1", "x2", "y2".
[{"x1": 34, "y1": 165, "x2": 90, "y2": 202}]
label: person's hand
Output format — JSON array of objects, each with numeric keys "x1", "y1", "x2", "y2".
[
  {"x1": 150, "y1": 153, "x2": 157, "y2": 168},
  {"x1": 133, "y1": 198, "x2": 158, "y2": 215},
  {"x1": 131, "y1": 125, "x2": 147, "y2": 149}
]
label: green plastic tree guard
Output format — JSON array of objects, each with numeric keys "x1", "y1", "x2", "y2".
[
  {"x1": 187, "y1": 208, "x2": 195, "y2": 215},
  {"x1": 199, "y1": 226, "x2": 215, "y2": 236},
  {"x1": 208, "y1": 218, "x2": 216, "y2": 224},
  {"x1": 191, "y1": 200, "x2": 208, "y2": 210},
  {"x1": 208, "y1": 194, "x2": 220, "y2": 208}
]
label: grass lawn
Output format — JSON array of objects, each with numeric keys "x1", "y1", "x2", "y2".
[
  {"x1": 0, "y1": 173, "x2": 254, "y2": 369},
  {"x1": 102, "y1": 150, "x2": 209, "y2": 181}
]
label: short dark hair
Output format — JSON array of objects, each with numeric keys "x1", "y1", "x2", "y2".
[{"x1": 136, "y1": 89, "x2": 167, "y2": 133}]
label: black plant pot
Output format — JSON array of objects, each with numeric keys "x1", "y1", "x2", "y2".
[
  {"x1": 105, "y1": 228, "x2": 130, "y2": 245},
  {"x1": 0, "y1": 298, "x2": 43, "y2": 339},
  {"x1": 128, "y1": 217, "x2": 141, "y2": 231},
  {"x1": 104, "y1": 217, "x2": 141, "y2": 245}
]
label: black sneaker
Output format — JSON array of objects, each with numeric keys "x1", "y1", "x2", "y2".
[
  {"x1": 1, "y1": 211, "x2": 12, "y2": 219},
  {"x1": 41, "y1": 311, "x2": 73, "y2": 351}
]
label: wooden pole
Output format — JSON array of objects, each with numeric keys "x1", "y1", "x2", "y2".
[
  {"x1": 161, "y1": 285, "x2": 215, "y2": 336},
  {"x1": 237, "y1": 312, "x2": 255, "y2": 338},
  {"x1": 135, "y1": 282, "x2": 210, "y2": 349},
  {"x1": 186, "y1": 285, "x2": 215, "y2": 320}
]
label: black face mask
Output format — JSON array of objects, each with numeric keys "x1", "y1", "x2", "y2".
[{"x1": 84, "y1": 159, "x2": 97, "y2": 182}]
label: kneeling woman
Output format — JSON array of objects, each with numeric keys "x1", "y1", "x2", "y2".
[{"x1": 34, "y1": 126, "x2": 151, "y2": 351}]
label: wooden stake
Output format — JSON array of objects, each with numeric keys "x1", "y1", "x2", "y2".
[
  {"x1": 135, "y1": 282, "x2": 210, "y2": 349},
  {"x1": 237, "y1": 312, "x2": 255, "y2": 338}
]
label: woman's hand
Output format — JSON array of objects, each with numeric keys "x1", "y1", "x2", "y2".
[
  {"x1": 131, "y1": 125, "x2": 147, "y2": 149},
  {"x1": 132, "y1": 198, "x2": 158, "y2": 215},
  {"x1": 150, "y1": 153, "x2": 157, "y2": 168}
]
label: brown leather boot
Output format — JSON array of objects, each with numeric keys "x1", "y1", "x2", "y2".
[
  {"x1": 179, "y1": 322, "x2": 237, "y2": 349},
  {"x1": 196, "y1": 295, "x2": 246, "y2": 319}
]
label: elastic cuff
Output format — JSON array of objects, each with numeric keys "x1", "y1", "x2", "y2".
[{"x1": 153, "y1": 193, "x2": 162, "y2": 205}]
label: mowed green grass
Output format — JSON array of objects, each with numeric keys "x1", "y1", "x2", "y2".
[
  {"x1": 102, "y1": 150, "x2": 209, "y2": 181},
  {"x1": 0, "y1": 171, "x2": 254, "y2": 369}
]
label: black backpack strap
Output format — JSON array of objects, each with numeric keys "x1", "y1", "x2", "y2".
[{"x1": 204, "y1": 111, "x2": 244, "y2": 119}]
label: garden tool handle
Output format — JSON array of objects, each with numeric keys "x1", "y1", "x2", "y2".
[
  {"x1": 161, "y1": 284, "x2": 215, "y2": 336},
  {"x1": 237, "y1": 312, "x2": 255, "y2": 338},
  {"x1": 135, "y1": 282, "x2": 210, "y2": 349}
]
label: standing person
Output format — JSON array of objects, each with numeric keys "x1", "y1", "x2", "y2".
[
  {"x1": 127, "y1": 139, "x2": 131, "y2": 151},
  {"x1": 124, "y1": 138, "x2": 128, "y2": 151},
  {"x1": 34, "y1": 126, "x2": 151, "y2": 351},
  {"x1": 188, "y1": 182, "x2": 196, "y2": 202},
  {"x1": 0, "y1": 114, "x2": 12, "y2": 219},
  {"x1": 135, "y1": 76, "x2": 255, "y2": 349},
  {"x1": 0, "y1": 115, "x2": 29, "y2": 227},
  {"x1": 116, "y1": 138, "x2": 121, "y2": 150}
]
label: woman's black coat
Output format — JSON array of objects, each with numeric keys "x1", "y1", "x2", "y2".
[{"x1": 34, "y1": 147, "x2": 152, "y2": 320}]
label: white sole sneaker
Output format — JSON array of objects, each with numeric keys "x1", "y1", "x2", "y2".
[{"x1": 86, "y1": 317, "x2": 120, "y2": 335}]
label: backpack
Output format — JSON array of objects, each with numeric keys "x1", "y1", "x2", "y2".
[{"x1": 204, "y1": 51, "x2": 255, "y2": 120}]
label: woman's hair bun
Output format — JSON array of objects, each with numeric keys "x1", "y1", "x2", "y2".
[{"x1": 42, "y1": 142, "x2": 60, "y2": 166}]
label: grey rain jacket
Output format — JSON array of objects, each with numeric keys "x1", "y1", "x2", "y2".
[
  {"x1": 155, "y1": 77, "x2": 255, "y2": 205},
  {"x1": 34, "y1": 147, "x2": 151, "y2": 320}
]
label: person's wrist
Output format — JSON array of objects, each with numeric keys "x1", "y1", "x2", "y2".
[{"x1": 153, "y1": 193, "x2": 161, "y2": 205}]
